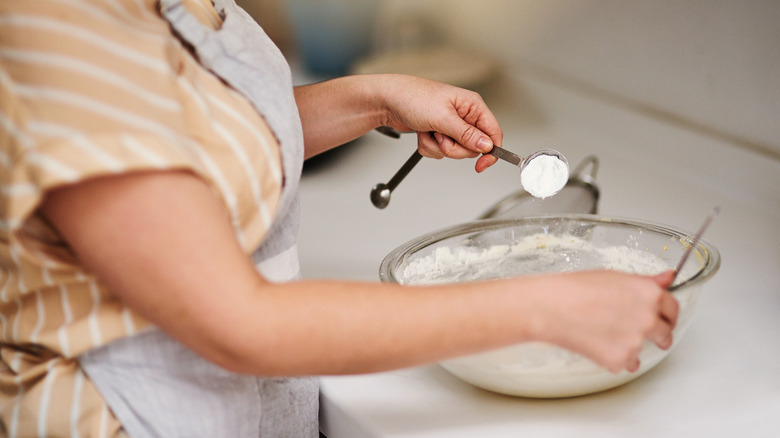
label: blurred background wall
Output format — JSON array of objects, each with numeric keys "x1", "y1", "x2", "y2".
[{"x1": 239, "y1": 0, "x2": 779, "y2": 159}]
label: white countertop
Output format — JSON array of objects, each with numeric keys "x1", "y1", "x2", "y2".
[{"x1": 296, "y1": 73, "x2": 780, "y2": 437}]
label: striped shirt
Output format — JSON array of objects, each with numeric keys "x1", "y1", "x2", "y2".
[{"x1": 0, "y1": 0, "x2": 283, "y2": 435}]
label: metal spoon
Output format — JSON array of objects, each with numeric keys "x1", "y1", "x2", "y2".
[
  {"x1": 370, "y1": 150, "x2": 423, "y2": 209},
  {"x1": 668, "y1": 207, "x2": 719, "y2": 291},
  {"x1": 370, "y1": 139, "x2": 568, "y2": 209}
]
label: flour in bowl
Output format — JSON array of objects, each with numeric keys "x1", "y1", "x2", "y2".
[
  {"x1": 401, "y1": 233, "x2": 671, "y2": 285},
  {"x1": 399, "y1": 232, "x2": 696, "y2": 397}
]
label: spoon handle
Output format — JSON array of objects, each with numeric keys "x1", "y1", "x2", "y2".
[
  {"x1": 488, "y1": 146, "x2": 523, "y2": 167},
  {"x1": 374, "y1": 125, "x2": 422, "y2": 190},
  {"x1": 668, "y1": 207, "x2": 719, "y2": 290},
  {"x1": 387, "y1": 145, "x2": 525, "y2": 192},
  {"x1": 387, "y1": 150, "x2": 423, "y2": 191}
]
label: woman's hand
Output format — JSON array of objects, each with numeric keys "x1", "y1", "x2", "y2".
[
  {"x1": 40, "y1": 172, "x2": 676, "y2": 377},
  {"x1": 295, "y1": 74, "x2": 502, "y2": 172},
  {"x1": 522, "y1": 270, "x2": 679, "y2": 373},
  {"x1": 376, "y1": 75, "x2": 503, "y2": 173}
]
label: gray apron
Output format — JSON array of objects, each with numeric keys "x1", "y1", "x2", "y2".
[{"x1": 79, "y1": 1, "x2": 318, "y2": 436}]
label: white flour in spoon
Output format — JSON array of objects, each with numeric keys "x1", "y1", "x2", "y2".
[{"x1": 521, "y1": 154, "x2": 569, "y2": 199}]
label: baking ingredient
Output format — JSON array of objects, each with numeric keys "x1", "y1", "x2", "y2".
[
  {"x1": 401, "y1": 233, "x2": 674, "y2": 285},
  {"x1": 521, "y1": 154, "x2": 569, "y2": 199},
  {"x1": 400, "y1": 232, "x2": 694, "y2": 397}
]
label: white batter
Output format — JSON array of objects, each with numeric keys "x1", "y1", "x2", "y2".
[{"x1": 399, "y1": 232, "x2": 695, "y2": 397}]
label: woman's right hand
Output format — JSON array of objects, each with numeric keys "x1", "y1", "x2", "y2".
[
  {"x1": 522, "y1": 270, "x2": 678, "y2": 373},
  {"x1": 40, "y1": 168, "x2": 680, "y2": 376}
]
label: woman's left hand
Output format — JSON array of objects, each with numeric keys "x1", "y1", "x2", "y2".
[
  {"x1": 295, "y1": 74, "x2": 503, "y2": 172},
  {"x1": 377, "y1": 74, "x2": 503, "y2": 173}
]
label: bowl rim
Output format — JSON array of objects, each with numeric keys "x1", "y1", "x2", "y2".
[{"x1": 378, "y1": 213, "x2": 721, "y2": 292}]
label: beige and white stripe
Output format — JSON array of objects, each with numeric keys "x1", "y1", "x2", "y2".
[{"x1": 0, "y1": 0, "x2": 283, "y2": 435}]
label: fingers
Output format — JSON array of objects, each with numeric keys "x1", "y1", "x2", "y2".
[
  {"x1": 649, "y1": 275, "x2": 680, "y2": 341},
  {"x1": 603, "y1": 344, "x2": 645, "y2": 374},
  {"x1": 387, "y1": 77, "x2": 502, "y2": 169},
  {"x1": 626, "y1": 356, "x2": 641, "y2": 373},
  {"x1": 653, "y1": 270, "x2": 676, "y2": 289},
  {"x1": 475, "y1": 154, "x2": 499, "y2": 173},
  {"x1": 625, "y1": 289, "x2": 678, "y2": 372},
  {"x1": 658, "y1": 291, "x2": 679, "y2": 328},
  {"x1": 647, "y1": 292, "x2": 678, "y2": 351},
  {"x1": 429, "y1": 95, "x2": 500, "y2": 155},
  {"x1": 452, "y1": 93, "x2": 503, "y2": 153},
  {"x1": 417, "y1": 131, "x2": 500, "y2": 173},
  {"x1": 592, "y1": 273, "x2": 681, "y2": 373},
  {"x1": 648, "y1": 319, "x2": 675, "y2": 351},
  {"x1": 428, "y1": 87, "x2": 502, "y2": 159},
  {"x1": 623, "y1": 306, "x2": 675, "y2": 373},
  {"x1": 418, "y1": 132, "x2": 481, "y2": 159},
  {"x1": 416, "y1": 132, "x2": 444, "y2": 159},
  {"x1": 450, "y1": 122, "x2": 494, "y2": 154}
]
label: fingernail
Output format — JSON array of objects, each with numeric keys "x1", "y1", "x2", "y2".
[{"x1": 477, "y1": 137, "x2": 493, "y2": 152}]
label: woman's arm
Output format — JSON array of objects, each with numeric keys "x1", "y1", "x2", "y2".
[
  {"x1": 294, "y1": 74, "x2": 502, "y2": 172},
  {"x1": 41, "y1": 170, "x2": 677, "y2": 376}
]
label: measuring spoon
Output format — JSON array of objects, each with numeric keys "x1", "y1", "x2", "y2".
[{"x1": 370, "y1": 143, "x2": 568, "y2": 209}]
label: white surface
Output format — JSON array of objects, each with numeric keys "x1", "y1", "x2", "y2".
[{"x1": 297, "y1": 74, "x2": 780, "y2": 437}]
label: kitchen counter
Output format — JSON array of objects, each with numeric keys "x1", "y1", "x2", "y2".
[{"x1": 296, "y1": 72, "x2": 780, "y2": 437}]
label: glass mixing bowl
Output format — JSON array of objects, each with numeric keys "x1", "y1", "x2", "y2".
[{"x1": 379, "y1": 214, "x2": 720, "y2": 398}]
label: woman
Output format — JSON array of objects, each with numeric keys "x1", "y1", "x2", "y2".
[{"x1": 0, "y1": 0, "x2": 677, "y2": 436}]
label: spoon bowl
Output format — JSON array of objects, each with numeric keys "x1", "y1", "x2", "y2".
[{"x1": 370, "y1": 183, "x2": 392, "y2": 209}]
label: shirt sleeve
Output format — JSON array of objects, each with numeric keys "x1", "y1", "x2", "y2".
[{"x1": 0, "y1": 0, "x2": 282, "y2": 269}]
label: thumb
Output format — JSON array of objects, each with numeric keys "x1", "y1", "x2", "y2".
[
  {"x1": 441, "y1": 119, "x2": 494, "y2": 154},
  {"x1": 653, "y1": 270, "x2": 676, "y2": 289}
]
